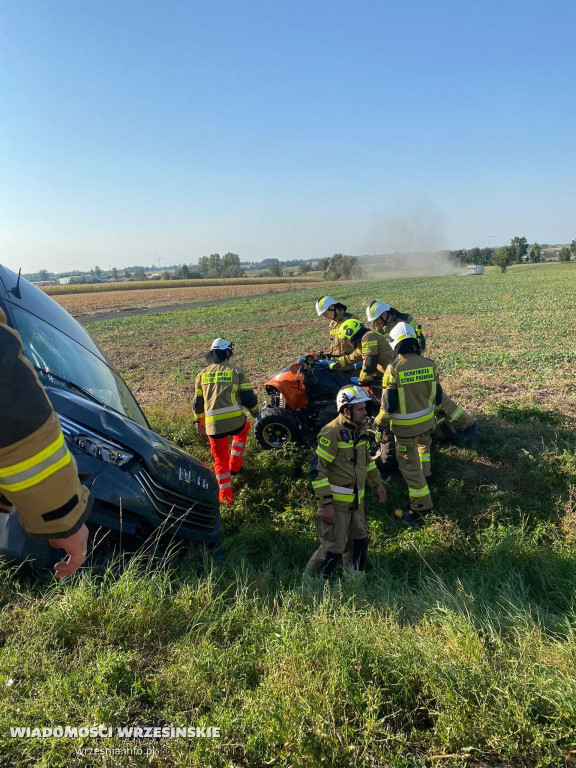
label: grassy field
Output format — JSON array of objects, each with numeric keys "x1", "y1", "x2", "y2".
[{"x1": 1, "y1": 262, "x2": 576, "y2": 767}]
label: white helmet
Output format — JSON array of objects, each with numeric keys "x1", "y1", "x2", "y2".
[
  {"x1": 211, "y1": 338, "x2": 233, "y2": 351},
  {"x1": 336, "y1": 385, "x2": 371, "y2": 412},
  {"x1": 389, "y1": 322, "x2": 417, "y2": 350},
  {"x1": 365, "y1": 300, "x2": 391, "y2": 322},
  {"x1": 315, "y1": 296, "x2": 338, "y2": 316}
]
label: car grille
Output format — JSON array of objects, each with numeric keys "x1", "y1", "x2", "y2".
[{"x1": 135, "y1": 469, "x2": 217, "y2": 531}]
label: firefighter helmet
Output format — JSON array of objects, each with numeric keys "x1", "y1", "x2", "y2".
[
  {"x1": 336, "y1": 385, "x2": 371, "y2": 412},
  {"x1": 315, "y1": 296, "x2": 338, "y2": 316},
  {"x1": 211, "y1": 338, "x2": 233, "y2": 351},
  {"x1": 337, "y1": 318, "x2": 364, "y2": 341},
  {"x1": 365, "y1": 300, "x2": 391, "y2": 322},
  {"x1": 388, "y1": 322, "x2": 417, "y2": 350}
]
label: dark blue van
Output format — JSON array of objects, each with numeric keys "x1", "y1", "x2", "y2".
[{"x1": 0, "y1": 265, "x2": 220, "y2": 566}]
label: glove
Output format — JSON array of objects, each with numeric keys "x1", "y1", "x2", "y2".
[
  {"x1": 256, "y1": 412, "x2": 262, "y2": 422},
  {"x1": 352, "y1": 362, "x2": 362, "y2": 370},
  {"x1": 195, "y1": 422, "x2": 206, "y2": 436},
  {"x1": 374, "y1": 428, "x2": 389, "y2": 444},
  {"x1": 315, "y1": 359, "x2": 332, "y2": 368},
  {"x1": 350, "y1": 377, "x2": 359, "y2": 384}
]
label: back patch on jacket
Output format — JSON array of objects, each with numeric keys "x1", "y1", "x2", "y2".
[
  {"x1": 398, "y1": 367, "x2": 434, "y2": 385},
  {"x1": 202, "y1": 370, "x2": 234, "y2": 384}
]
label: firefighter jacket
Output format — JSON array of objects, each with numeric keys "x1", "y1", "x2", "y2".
[
  {"x1": 312, "y1": 414, "x2": 382, "y2": 511},
  {"x1": 0, "y1": 310, "x2": 92, "y2": 538},
  {"x1": 375, "y1": 352, "x2": 442, "y2": 438},
  {"x1": 357, "y1": 330, "x2": 394, "y2": 387},
  {"x1": 193, "y1": 358, "x2": 259, "y2": 438},
  {"x1": 328, "y1": 309, "x2": 359, "y2": 357}
]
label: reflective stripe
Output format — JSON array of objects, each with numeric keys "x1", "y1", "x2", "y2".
[
  {"x1": 391, "y1": 405, "x2": 435, "y2": 421},
  {"x1": 218, "y1": 480, "x2": 232, "y2": 489},
  {"x1": 316, "y1": 447, "x2": 335, "y2": 462},
  {"x1": 330, "y1": 483, "x2": 354, "y2": 495},
  {"x1": 0, "y1": 432, "x2": 71, "y2": 493},
  {"x1": 216, "y1": 472, "x2": 231, "y2": 480},
  {"x1": 367, "y1": 461, "x2": 377, "y2": 472},
  {"x1": 337, "y1": 442, "x2": 353, "y2": 448},
  {"x1": 428, "y1": 381, "x2": 437, "y2": 407},
  {"x1": 329, "y1": 484, "x2": 365, "y2": 503},
  {"x1": 383, "y1": 373, "x2": 396, "y2": 385},
  {"x1": 206, "y1": 410, "x2": 243, "y2": 423},
  {"x1": 206, "y1": 404, "x2": 243, "y2": 417},
  {"x1": 230, "y1": 450, "x2": 243, "y2": 457},
  {"x1": 312, "y1": 478, "x2": 330, "y2": 489},
  {"x1": 419, "y1": 453, "x2": 430, "y2": 462},
  {"x1": 409, "y1": 485, "x2": 430, "y2": 498},
  {"x1": 239, "y1": 383, "x2": 253, "y2": 390},
  {"x1": 449, "y1": 406, "x2": 463, "y2": 422}
]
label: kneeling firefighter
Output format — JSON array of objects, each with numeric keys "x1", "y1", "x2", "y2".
[
  {"x1": 0, "y1": 309, "x2": 92, "y2": 579},
  {"x1": 315, "y1": 296, "x2": 358, "y2": 358},
  {"x1": 193, "y1": 338, "x2": 260, "y2": 505},
  {"x1": 305, "y1": 385, "x2": 387, "y2": 578}
]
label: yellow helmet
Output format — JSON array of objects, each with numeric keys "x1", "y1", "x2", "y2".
[{"x1": 337, "y1": 318, "x2": 364, "y2": 341}]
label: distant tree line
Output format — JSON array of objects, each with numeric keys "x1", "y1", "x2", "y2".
[{"x1": 449, "y1": 236, "x2": 576, "y2": 272}]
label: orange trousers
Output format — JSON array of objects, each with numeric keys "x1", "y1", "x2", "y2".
[{"x1": 208, "y1": 421, "x2": 251, "y2": 504}]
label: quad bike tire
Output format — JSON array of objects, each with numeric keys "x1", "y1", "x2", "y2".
[{"x1": 255, "y1": 408, "x2": 302, "y2": 450}]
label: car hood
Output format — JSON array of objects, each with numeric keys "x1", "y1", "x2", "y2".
[{"x1": 46, "y1": 387, "x2": 211, "y2": 485}]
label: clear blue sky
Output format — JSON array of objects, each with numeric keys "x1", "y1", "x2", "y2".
[{"x1": 1, "y1": 0, "x2": 575, "y2": 273}]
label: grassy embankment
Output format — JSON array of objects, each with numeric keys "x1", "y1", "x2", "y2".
[{"x1": 1, "y1": 262, "x2": 576, "y2": 767}]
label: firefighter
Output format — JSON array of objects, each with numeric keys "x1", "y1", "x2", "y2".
[
  {"x1": 305, "y1": 385, "x2": 387, "y2": 578},
  {"x1": 375, "y1": 322, "x2": 442, "y2": 525},
  {"x1": 193, "y1": 338, "x2": 260, "y2": 505},
  {"x1": 329, "y1": 318, "x2": 394, "y2": 395},
  {"x1": 366, "y1": 300, "x2": 479, "y2": 444},
  {"x1": 0, "y1": 309, "x2": 92, "y2": 579},
  {"x1": 315, "y1": 296, "x2": 358, "y2": 358}
]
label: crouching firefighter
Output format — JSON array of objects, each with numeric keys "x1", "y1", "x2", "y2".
[
  {"x1": 305, "y1": 385, "x2": 387, "y2": 578},
  {"x1": 375, "y1": 322, "x2": 442, "y2": 526},
  {"x1": 0, "y1": 309, "x2": 92, "y2": 579},
  {"x1": 193, "y1": 338, "x2": 260, "y2": 505}
]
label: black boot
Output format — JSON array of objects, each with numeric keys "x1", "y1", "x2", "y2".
[
  {"x1": 318, "y1": 551, "x2": 341, "y2": 578},
  {"x1": 352, "y1": 538, "x2": 369, "y2": 572}
]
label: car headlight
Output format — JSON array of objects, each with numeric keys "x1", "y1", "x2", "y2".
[
  {"x1": 73, "y1": 434, "x2": 134, "y2": 467},
  {"x1": 58, "y1": 415, "x2": 134, "y2": 467}
]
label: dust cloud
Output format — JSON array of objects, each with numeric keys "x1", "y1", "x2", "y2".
[{"x1": 358, "y1": 205, "x2": 457, "y2": 278}]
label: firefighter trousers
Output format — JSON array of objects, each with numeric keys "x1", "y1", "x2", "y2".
[
  {"x1": 437, "y1": 392, "x2": 474, "y2": 432},
  {"x1": 306, "y1": 504, "x2": 367, "y2": 574},
  {"x1": 208, "y1": 421, "x2": 251, "y2": 504},
  {"x1": 394, "y1": 428, "x2": 434, "y2": 513}
]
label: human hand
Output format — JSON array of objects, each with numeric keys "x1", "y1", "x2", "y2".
[
  {"x1": 349, "y1": 377, "x2": 359, "y2": 384},
  {"x1": 321, "y1": 504, "x2": 335, "y2": 525},
  {"x1": 196, "y1": 422, "x2": 206, "y2": 435},
  {"x1": 376, "y1": 484, "x2": 387, "y2": 504},
  {"x1": 50, "y1": 524, "x2": 89, "y2": 580}
]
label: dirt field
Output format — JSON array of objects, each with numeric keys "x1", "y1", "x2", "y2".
[{"x1": 52, "y1": 281, "x2": 323, "y2": 318}]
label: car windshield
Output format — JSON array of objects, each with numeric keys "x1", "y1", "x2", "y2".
[{"x1": 10, "y1": 305, "x2": 148, "y2": 427}]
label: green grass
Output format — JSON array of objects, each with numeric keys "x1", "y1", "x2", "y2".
[{"x1": 1, "y1": 262, "x2": 576, "y2": 766}]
